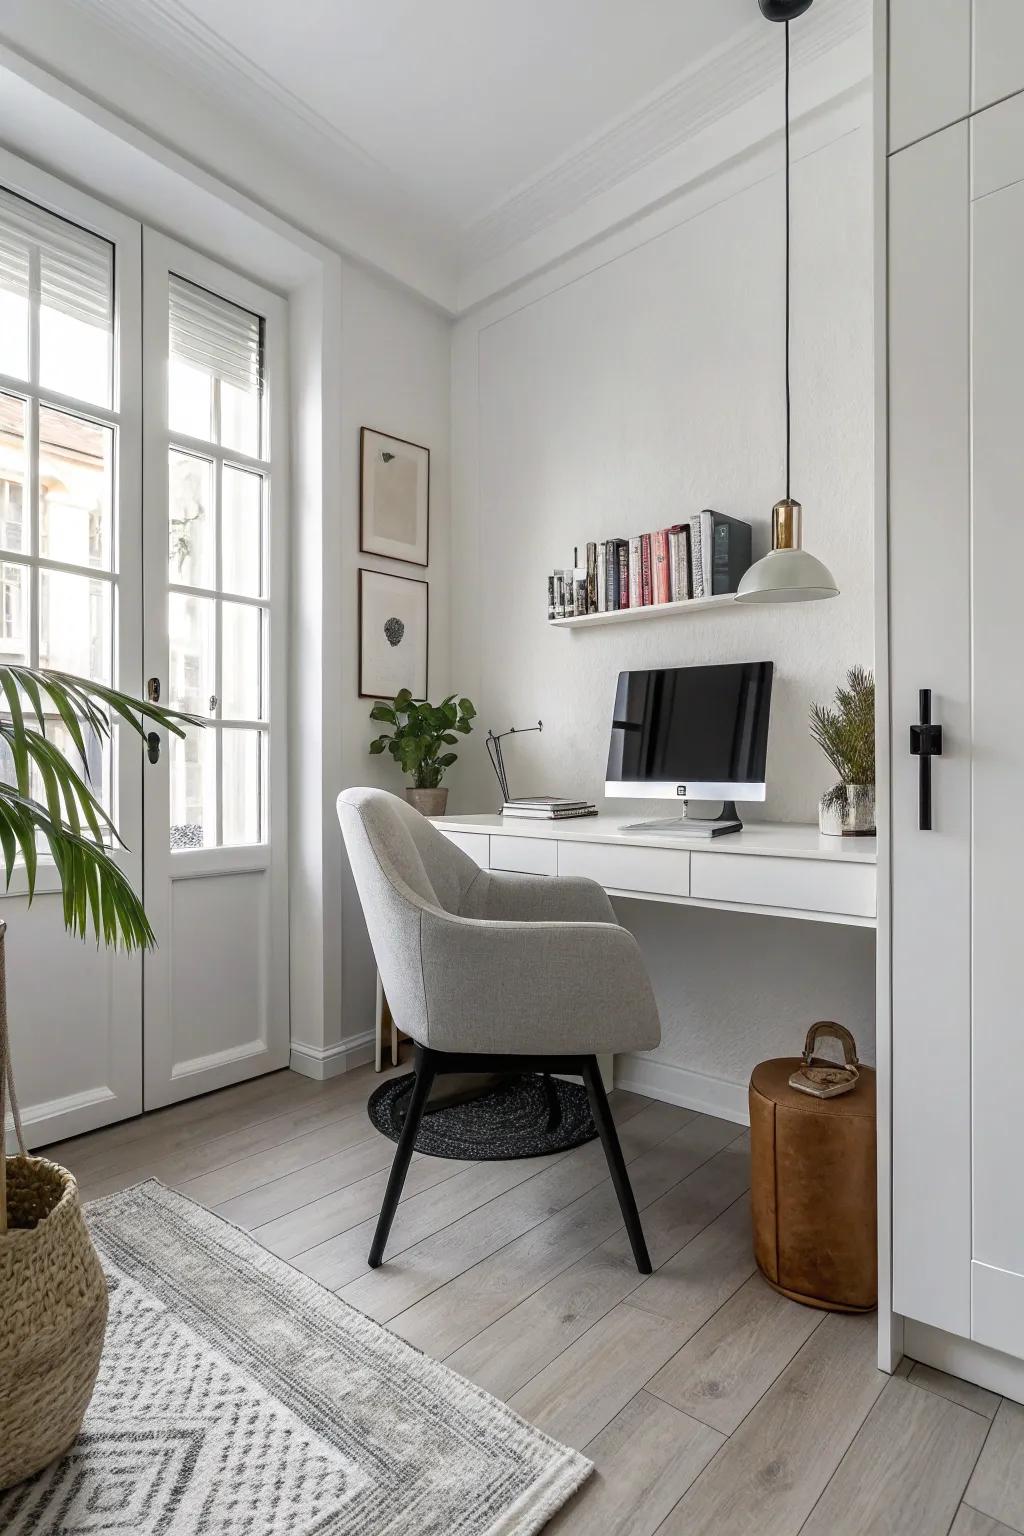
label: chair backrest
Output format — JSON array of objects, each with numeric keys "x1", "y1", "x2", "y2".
[{"x1": 337, "y1": 787, "x2": 481, "y2": 1042}]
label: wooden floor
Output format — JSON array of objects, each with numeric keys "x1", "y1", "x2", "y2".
[{"x1": 46, "y1": 1060, "x2": 1024, "y2": 1536}]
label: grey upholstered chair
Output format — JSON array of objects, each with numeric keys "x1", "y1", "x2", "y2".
[{"x1": 337, "y1": 787, "x2": 661, "y2": 1272}]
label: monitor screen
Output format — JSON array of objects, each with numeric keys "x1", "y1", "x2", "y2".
[{"x1": 605, "y1": 661, "x2": 774, "y2": 800}]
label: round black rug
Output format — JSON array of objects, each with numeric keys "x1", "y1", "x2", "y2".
[{"x1": 367, "y1": 1072, "x2": 597, "y2": 1160}]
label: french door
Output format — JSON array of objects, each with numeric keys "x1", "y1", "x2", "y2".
[
  {"x1": 141, "y1": 232, "x2": 289, "y2": 1108},
  {"x1": 0, "y1": 157, "x2": 288, "y2": 1146}
]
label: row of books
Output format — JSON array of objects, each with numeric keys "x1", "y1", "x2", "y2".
[
  {"x1": 547, "y1": 510, "x2": 752, "y2": 621},
  {"x1": 501, "y1": 797, "x2": 597, "y2": 821}
]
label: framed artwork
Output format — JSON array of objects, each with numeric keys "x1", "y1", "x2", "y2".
[
  {"x1": 359, "y1": 568, "x2": 428, "y2": 700},
  {"x1": 360, "y1": 427, "x2": 430, "y2": 567}
]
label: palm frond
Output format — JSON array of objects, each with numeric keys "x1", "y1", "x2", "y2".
[
  {"x1": 0, "y1": 666, "x2": 201, "y2": 951},
  {"x1": 810, "y1": 666, "x2": 875, "y2": 788}
]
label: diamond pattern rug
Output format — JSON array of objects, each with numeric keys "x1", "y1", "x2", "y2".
[{"x1": 0, "y1": 1181, "x2": 591, "y2": 1534}]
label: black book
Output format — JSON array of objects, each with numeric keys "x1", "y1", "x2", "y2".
[
  {"x1": 604, "y1": 537, "x2": 628, "y2": 610},
  {"x1": 586, "y1": 542, "x2": 598, "y2": 614},
  {"x1": 708, "y1": 511, "x2": 753, "y2": 595}
]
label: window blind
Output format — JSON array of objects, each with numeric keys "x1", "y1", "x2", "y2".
[
  {"x1": 0, "y1": 186, "x2": 112, "y2": 332},
  {"x1": 168, "y1": 275, "x2": 262, "y2": 395}
]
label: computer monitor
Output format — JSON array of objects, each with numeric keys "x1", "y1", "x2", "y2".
[{"x1": 605, "y1": 661, "x2": 774, "y2": 836}]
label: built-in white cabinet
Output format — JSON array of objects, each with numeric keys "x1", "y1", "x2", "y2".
[
  {"x1": 889, "y1": 11, "x2": 1024, "y2": 1368},
  {"x1": 889, "y1": 0, "x2": 1024, "y2": 152}
]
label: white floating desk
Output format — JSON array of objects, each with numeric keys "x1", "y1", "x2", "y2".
[{"x1": 436, "y1": 814, "x2": 877, "y2": 929}]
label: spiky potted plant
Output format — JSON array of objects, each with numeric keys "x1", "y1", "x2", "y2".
[
  {"x1": 809, "y1": 666, "x2": 875, "y2": 836},
  {"x1": 368, "y1": 690, "x2": 476, "y2": 816},
  {"x1": 0, "y1": 667, "x2": 193, "y2": 1491}
]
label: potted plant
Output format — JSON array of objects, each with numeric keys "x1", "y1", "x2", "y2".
[
  {"x1": 368, "y1": 689, "x2": 476, "y2": 816},
  {"x1": 810, "y1": 666, "x2": 876, "y2": 836},
  {"x1": 0, "y1": 666, "x2": 193, "y2": 1491}
]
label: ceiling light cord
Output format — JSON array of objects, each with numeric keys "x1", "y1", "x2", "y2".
[{"x1": 784, "y1": 18, "x2": 791, "y2": 502}]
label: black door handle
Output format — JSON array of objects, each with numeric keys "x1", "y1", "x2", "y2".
[
  {"x1": 146, "y1": 731, "x2": 161, "y2": 765},
  {"x1": 909, "y1": 688, "x2": 942, "y2": 830}
]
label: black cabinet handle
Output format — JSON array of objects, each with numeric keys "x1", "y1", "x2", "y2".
[
  {"x1": 146, "y1": 731, "x2": 161, "y2": 765},
  {"x1": 909, "y1": 688, "x2": 942, "y2": 830}
]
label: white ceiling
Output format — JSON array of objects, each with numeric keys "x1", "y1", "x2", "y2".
[
  {"x1": 4, "y1": 0, "x2": 870, "y2": 310},
  {"x1": 149, "y1": 0, "x2": 758, "y2": 230}
]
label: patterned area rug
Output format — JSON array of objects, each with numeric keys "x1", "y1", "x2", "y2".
[
  {"x1": 0, "y1": 1181, "x2": 591, "y2": 1535},
  {"x1": 368, "y1": 1072, "x2": 597, "y2": 1160}
]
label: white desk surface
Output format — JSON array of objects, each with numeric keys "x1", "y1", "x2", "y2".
[{"x1": 437, "y1": 813, "x2": 877, "y2": 866}]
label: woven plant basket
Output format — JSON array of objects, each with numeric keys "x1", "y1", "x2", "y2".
[{"x1": 0, "y1": 923, "x2": 109, "y2": 1491}]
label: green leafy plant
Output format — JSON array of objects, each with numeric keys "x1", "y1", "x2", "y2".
[
  {"x1": 0, "y1": 667, "x2": 197, "y2": 949},
  {"x1": 810, "y1": 666, "x2": 875, "y2": 813},
  {"x1": 368, "y1": 690, "x2": 476, "y2": 789}
]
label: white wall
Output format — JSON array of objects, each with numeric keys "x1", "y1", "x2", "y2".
[
  {"x1": 330, "y1": 261, "x2": 453, "y2": 1058},
  {"x1": 451, "y1": 93, "x2": 876, "y2": 1112}
]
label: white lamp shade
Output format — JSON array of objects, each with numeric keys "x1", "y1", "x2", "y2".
[{"x1": 735, "y1": 547, "x2": 839, "y2": 604}]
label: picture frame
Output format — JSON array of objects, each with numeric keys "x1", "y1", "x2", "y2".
[
  {"x1": 358, "y1": 568, "x2": 429, "y2": 700},
  {"x1": 360, "y1": 426, "x2": 430, "y2": 567}
]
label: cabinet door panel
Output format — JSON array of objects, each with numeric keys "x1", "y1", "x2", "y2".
[
  {"x1": 889, "y1": 124, "x2": 972, "y2": 1337},
  {"x1": 973, "y1": 0, "x2": 1024, "y2": 114},
  {"x1": 889, "y1": 0, "x2": 970, "y2": 151},
  {"x1": 970, "y1": 154, "x2": 1024, "y2": 1286}
]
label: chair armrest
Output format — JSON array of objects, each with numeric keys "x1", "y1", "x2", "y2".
[
  {"x1": 462, "y1": 869, "x2": 616, "y2": 925},
  {"x1": 419, "y1": 907, "x2": 661, "y2": 1057}
]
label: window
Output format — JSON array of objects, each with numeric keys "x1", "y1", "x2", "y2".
[
  {"x1": 165, "y1": 276, "x2": 269, "y2": 849},
  {"x1": 0, "y1": 186, "x2": 116, "y2": 810}
]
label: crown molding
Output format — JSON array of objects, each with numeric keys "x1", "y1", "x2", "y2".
[{"x1": 460, "y1": 0, "x2": 870, "y2": 268}]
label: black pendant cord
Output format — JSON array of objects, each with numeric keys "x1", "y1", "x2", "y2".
[{"x1": 792, "y1": 19, "x2": 798, "y2": 503}]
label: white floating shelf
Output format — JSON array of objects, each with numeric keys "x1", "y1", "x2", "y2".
[{"x1": 548, "y1": 593, "x2": 739, "y2": 629}]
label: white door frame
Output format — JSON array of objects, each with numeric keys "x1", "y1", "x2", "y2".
[
  {"x1": 141, "y1": 229, "x2": 290, "y2": 1108},
  {"x1": 0, "y1": 145, "x2": 144, "y2": 1147}
]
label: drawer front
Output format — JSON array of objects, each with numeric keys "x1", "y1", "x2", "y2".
[
  {"x1": 438, "y1": 829, "x2": 490, "y2": 869},
  {"x1": 557, "y1": 840, "x2": 690, "y2": 898},
  {"x1": 489, "y1": 834, "x2": 557, "y2": 876},
  {"x1": 690, "y1": 852, "x2": 875, "y2": 919}
]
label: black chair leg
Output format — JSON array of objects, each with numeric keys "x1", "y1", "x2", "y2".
[
  {"x1": 369, "y1": 1044, "x2": 435, "y2": 1268},
  {"x1": 582, "y1": 1056, "x2": 652, "y2": 1274},
  {"x1": 541, "y1": 1072, "x2": 562, "y2": 1134}
]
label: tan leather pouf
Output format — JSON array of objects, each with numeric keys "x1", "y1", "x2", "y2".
[{"x1": 749, "y1": 1040, "x2": 877, "y2": 1313}]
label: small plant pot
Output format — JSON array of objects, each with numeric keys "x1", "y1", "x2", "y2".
[
  {"x1": 405, "y1": 787, "x2": 448, "y2": 818},
  {"x1": 819, "y1": 784, "x2": 875, "y2": 837}
]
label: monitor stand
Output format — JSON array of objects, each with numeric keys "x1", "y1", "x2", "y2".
[{"x1": 620, "y1": 801, "x2": 744, "y2": 839}]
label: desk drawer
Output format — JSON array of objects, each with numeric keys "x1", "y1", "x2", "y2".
[
  {"x1": 557, "y1": 840, "x2": 690, "y2": 897},
  {"x1": 489, "y1": 834, "x2": 557, "y2": 876},
  {"x1": 690, "y1": 852, "x2": 875, "y2": 919},
  {"x1": 438, "y1": 829, "x2": 490, "y2": 869}
]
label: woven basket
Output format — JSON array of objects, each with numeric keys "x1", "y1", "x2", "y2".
[{"x1": 0, "y1": 924, "x2": 109, "y2": 1491}]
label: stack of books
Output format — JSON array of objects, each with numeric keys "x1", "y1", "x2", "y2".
[
  {"x1": 546, "y1": 510, "x2": 752, "y2": 621},
  {"x1": 501, "y1": 797, "x2": 598, "y2": 821}
]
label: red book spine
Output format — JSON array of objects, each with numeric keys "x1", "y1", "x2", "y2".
[
  {"x1": 640, "y1": 534, "x2": 653, "y2": 605},
  {"x1": 653, "y1": 529, "x2": 671, "y2": 603}
]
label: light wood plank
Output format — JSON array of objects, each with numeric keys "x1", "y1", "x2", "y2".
[
  {"x1": 966, "y1": 1399, "x2": 1024, "y2": 1532},
  {"x1": 544, "y1": 1391, "x2": 723, "y2": 1536},
  {"x1": 507, "y1": 1303, "x2": 693, "y2": 1450},
  {"x1": 800, "y1": 1373, "x2": 990, "y2": 1536},
  {"x1": 214, "y1": 1132, "x2": 407, "y2": 1227},
  {"x1": 657, "y1": 1312, "x2": 885, "y2": 1536},
  {"x1": 180, "y1": 1113, "x2": 390, "y2": 1211},
  {"x1": 630, "y1": 1195, "x2": 755, "y2": 1326},
  {"x1": 444, "y1": 1147, "x2": 750, "y2": 1399},
  {"x1": 647, "y1": 1273, "x2": 823, "y2": 1435},
  {"x1": 950, "y1": 1507, "x2": 1020, "y2": 1536},
  {"x1": 384, "y1": 1114, "x2": 745, "y2": 1350},
  {"x1": 908, "y1": 1361, "x2": 1001, "y2": 1420}
]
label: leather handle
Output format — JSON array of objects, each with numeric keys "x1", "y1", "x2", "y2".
[{"x1": 802, "y1": 1020, "x2": 859, "y2": 1068}]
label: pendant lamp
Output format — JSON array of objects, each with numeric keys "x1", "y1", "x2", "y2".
[{"x1": 736, "y1": 0, "x2": 838, "y2": 604}]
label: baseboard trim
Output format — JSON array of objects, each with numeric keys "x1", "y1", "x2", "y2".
[
  {"x1": 904, "y1": 1318, "x2": 1024, "y2": 1407},
  {"x1": 615, "y1": 1054, "x2": 749, "y2": 1126},
  {"x1": 289, "y1": 1030, "x2": 376, "y2": 1081}
]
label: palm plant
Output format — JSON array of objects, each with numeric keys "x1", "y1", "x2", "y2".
[
  {"x1": 809, "y1": 665, "x2": 875, "y2": 814},
  {"x1": 0, "y1": 667, "x2": 195, "y2": 949}
]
